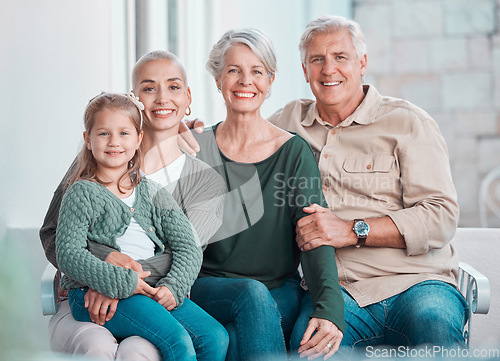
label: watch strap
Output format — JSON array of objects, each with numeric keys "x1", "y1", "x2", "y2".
[{"x1": 354, "y1": 219, "x2": 367, "y2": 248}]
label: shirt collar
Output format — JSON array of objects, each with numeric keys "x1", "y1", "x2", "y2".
[{"x1": 301, "y1": 85, "x2": 382, "y2": 128}]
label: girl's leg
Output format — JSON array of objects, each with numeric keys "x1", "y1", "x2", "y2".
[
  {"x1": 69, "y1": 288, "x2": 196, "y2": 361},
  {"x1": 190, "y1": 277, "x2": 287, "y2": 361},
  {"x1": 170, "y1": 297, "x2": 229, "y2": 361}
]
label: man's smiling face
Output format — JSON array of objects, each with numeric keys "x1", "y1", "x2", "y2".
[{"x1": 302, "y1": 29, "x2": 367, "y2": 121}]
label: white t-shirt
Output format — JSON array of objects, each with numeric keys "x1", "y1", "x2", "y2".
[
  {"x1": 116, "y1": 154, "x2": 187, "y2": 260},
  {"x1": 116, "y1": 190, "x2": 156, "y2": 260},
  {"x1": 143, "y1": 154, "x2": 186, "y2": 192}
]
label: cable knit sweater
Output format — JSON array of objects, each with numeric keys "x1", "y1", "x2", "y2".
[{"x1": 55, "y1": 178, "x2": 202, "y2": 306}]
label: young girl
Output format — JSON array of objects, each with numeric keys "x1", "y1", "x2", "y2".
[{"x1": 55, "y1": 92, "x2": 202, "y2": 361}]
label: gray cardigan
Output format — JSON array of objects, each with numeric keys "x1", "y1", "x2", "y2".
[{"x1": 40, "y1": 153, "x2": 226, "y2": 285}]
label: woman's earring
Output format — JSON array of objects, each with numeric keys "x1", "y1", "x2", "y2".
[
  {"x1": 185, "y1": 106, "x2": 192, "y2": 116},
  {"x1": 217, "y1": 87, "x2": 222, "y2": 93}
]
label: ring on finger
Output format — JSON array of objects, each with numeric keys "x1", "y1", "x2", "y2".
[
  {"x1": 326, "y1": 342, "x2": 333, "y2": 350},
  {"x1": 100, "y1": 305, "x2": 108, "y2": 309}
]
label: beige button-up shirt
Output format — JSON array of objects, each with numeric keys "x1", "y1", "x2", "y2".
[{"x1": 268, "y1": 85, "x2": 459, "y2": 307}]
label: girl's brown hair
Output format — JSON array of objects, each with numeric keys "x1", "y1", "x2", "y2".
[{"x1": 65, "y1": 92, "x2": 143, "y2": 193}]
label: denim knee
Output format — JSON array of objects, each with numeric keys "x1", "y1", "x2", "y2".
[
  {"x1": 390, "y1": 281, "x2": 468, "y2": 347},
  {"x1": 202, "y1": 323, "x2": 229, "y2": 361},
  {"x1": 237, "y1": 279, "x2": 278, "y2": 310}
]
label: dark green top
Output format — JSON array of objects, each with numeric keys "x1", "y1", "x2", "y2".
[{"x1": 194, "y1": 124, "x2": 345, "y2": 331}]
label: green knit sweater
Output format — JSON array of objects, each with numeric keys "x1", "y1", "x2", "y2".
[{"x1": 55, "y1": 178, "x2": 202, "y2": 306}]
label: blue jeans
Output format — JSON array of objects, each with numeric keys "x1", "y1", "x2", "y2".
[
  {"x1": 293, "y1": 280, "x2": 468, "y2": 358},
  {"x1": 69, "y1": 288, "x2": 228, "y2": 361},
  {"x1": 190, "y1": 274, "x2": 305, "y2": 361}
]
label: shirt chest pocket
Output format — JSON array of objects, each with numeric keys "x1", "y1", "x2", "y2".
[
  {"x1": 343, "y1": 154, "x2": 396, "y2": 174},
  {"x1": 340, "y1": 154, "x2": 399, "y2": 201}
]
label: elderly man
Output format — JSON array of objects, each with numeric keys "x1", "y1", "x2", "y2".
[{"x1": 268, "y1": 15, "x2": 467, "y2": 355}]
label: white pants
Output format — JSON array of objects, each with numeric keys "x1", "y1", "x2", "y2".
[{"x1": 48, "y1": 300, "x2": 161, "y2": 361}]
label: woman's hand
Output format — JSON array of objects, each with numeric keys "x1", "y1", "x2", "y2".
[
  {"x1": 177, "y1": 118, "x2": 204, "y2": 156},
  {"x1": 134, "y1": 271, "x2": 157, "y2": 299},
  {"x1": 298, "y1": 318, "x2": 343, "y2": 360},
  {"x1": 106, "y1": 251, "x2": 143, "y2": 272},
  {"x1": 153, "y1": 286, "x2": 177, "y2": 311},
  {"x1": 84, "y1": 288, "x2": 118, "y2": 325}
]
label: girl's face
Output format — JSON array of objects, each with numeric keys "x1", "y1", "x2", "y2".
[
  {"x1": 134, "y1": 59, "x2": 191, "y2": 133},
  {"x1": 84, "y1": 108, "x2": 143, "y2": 176},
  {"x1": 217, "y1": 44, "x2": 274, "y2": 117}
]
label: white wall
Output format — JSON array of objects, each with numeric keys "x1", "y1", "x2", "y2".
[
  {"x1": 0, "y1": 0, "x2": 351, "y2": 233},
  {"x1": 0, "y1": 0, "x2": 130, "y2": 232},
  {"x1": 177, "y1": 0, "x2": 352, "y2": 125}
]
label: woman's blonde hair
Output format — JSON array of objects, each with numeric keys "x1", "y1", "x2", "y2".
[{"x1": 65, "y1": 93, "x2": 143, "y2": 193}]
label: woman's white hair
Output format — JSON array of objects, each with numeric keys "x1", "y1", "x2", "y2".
[
  {"x1": 206, "y1": 28, "x2": 276, "y2": 80},
  {"x1": 299, "y1": 15, "x2": 366, "y2": 63}
]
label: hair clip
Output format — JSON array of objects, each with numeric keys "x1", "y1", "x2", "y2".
[{"x1": 128, "y1": 92, "x2": 145, "y2": 128}]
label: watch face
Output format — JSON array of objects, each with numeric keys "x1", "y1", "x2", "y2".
[{"x1": 354, "y1": 221, "x2": 370, "y2": 236}]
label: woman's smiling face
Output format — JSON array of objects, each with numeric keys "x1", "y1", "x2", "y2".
[
  {"x1": 133, "y1": 58, "x2": 191, "y2": 133},
  {"x1": 217, "y1": 44, "x2": 274, "y2": 117}
]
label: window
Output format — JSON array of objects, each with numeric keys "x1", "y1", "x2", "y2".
[{"x1": 135, "y1": 0, "x2": 352, "y2": 123}]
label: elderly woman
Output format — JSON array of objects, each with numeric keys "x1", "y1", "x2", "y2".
[{"x1": 189, "y1": 29, "x2": 345, "y2": 361}]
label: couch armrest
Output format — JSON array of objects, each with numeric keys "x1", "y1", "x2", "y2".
[
  {"x1": 457, "y1": 261, "x2": 490, "y2": 347},
  {"x1": 41, "y1": 263, "x2": 59, "y2": 316},
  {"x1": 458, "y1": 261, "x2": 490, "y2": 315}
]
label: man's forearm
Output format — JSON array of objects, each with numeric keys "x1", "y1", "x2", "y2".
[{"x1": 360, "y1": 216, "x2": 405, "y2": 249}]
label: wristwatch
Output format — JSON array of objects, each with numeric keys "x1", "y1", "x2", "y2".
[{"x1": 353, "y1": 219, "x2": 370, "y2": 248}]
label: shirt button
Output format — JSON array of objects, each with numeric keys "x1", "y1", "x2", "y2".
[
  {"x1": 149, "y1": 227, "x2": 153, "y2": 232},
  {"x1": 323, "y1": 186, "x2": 328, "y2": 192},
  {"x1": 366, "y1": 165, "x2": 372, "y2": 170},
  {"x1": 330, "y1": 129, "x2": 336, "y2": 135},
  {"x1": 323, "y1": 154, "x2": 329, "y2": 159},
  {"x1": 130, "y1": 207, "x2": 135, "y2": 212}
]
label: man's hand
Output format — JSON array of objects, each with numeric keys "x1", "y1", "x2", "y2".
[
  {"x1": 296, "y1": 204, "x2": 356, "y2": 251},
  {"x1": 178, "y1": 118, "x2": 204, "y2": 156},
  {"x1": 106, "y1": 251, "x2": 143, "y2": 272},
  {"x1": 84, "y1": 288, "x2": 118, "y2": 325},
  {"x1": 153, "y1": 286, "x2": 177, "y2": 311},
  {"x1": 298, "y1": 318, "x2": 343, "y2": 360}
]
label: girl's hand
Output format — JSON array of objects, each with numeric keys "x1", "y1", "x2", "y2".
[
  {"x1": 153, "y1": 286, "x2": 177, "y2": 311},
  {"x1": 134, "y1": 271, "x2": 157, "y2": 298},
  {"x1": 84, "y1": 288, "x2": 118, "y2": 325}
]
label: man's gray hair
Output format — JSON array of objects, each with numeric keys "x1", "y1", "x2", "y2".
[
  {"x1": 206, "y1": 28, "x2": 276, "y2": 80},
  {"x1": 299, "y1": 15, "x2": 366, "y2": 63}
]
